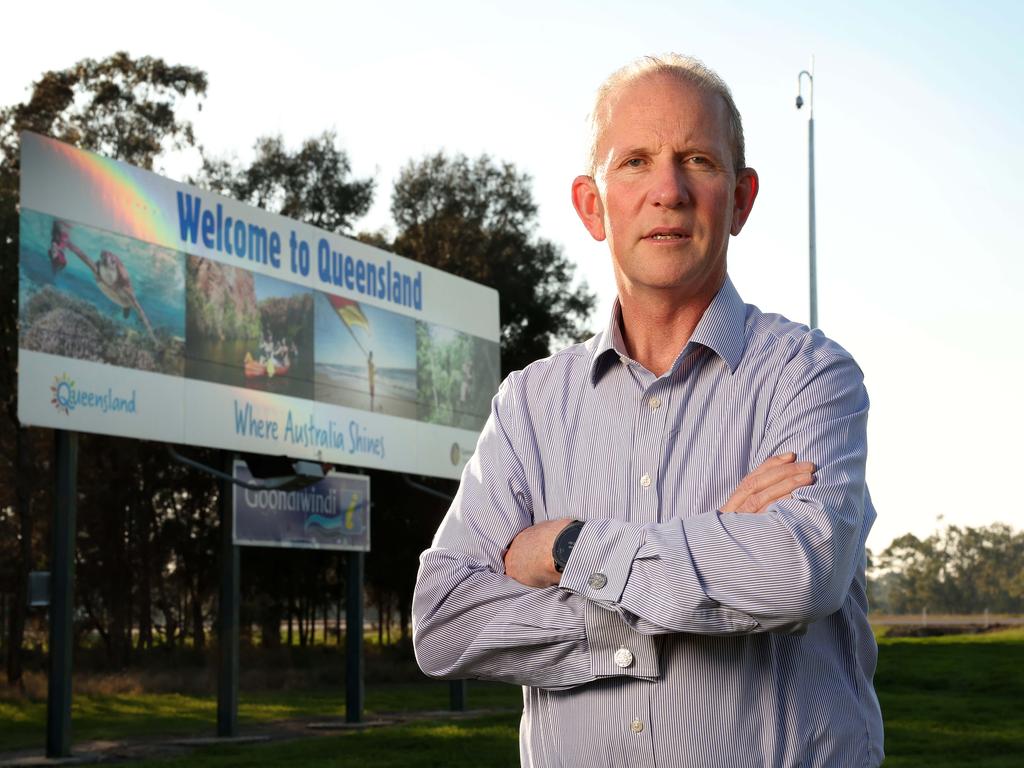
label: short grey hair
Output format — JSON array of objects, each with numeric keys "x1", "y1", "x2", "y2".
[{"x1": 585, "y1": 54, "x2": 746, "y2": 176}]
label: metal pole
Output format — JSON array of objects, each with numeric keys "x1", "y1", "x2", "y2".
[
  {"x1": 797, "y1": 57, "x2": 818, "y2": 329},
  {"x1": 808, "y1": 114, "x2": 817, "y2": 329},
  {"x1": 345, "y1": 551, "x2": 364, "y2": 723},
  {"x1": 217, "y1": 452, "x2": 239, "y2": 737},
  {"x1": 449, "y1": 680, "x2": 467, "y2": 711},
  {"x1": 47, "y1": 430, "x2": 77, "y2": 758}
]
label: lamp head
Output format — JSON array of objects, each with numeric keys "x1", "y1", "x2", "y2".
[{"x1": 795, "y1": 94, "x2": 804, "y2": 109}]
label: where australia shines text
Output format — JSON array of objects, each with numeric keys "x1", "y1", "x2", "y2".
[
  {"x1": 234, "y1": 401, "x2": 385, "y2": 459},
  {"x1": 176, "y1": 192, "x2": 423, "y2": 310}
]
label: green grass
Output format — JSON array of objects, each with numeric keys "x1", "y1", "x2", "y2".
[
  {"x1": 3, "y1": 629, "x2": 1022, "y2": 766},
  {"x1": 0, "y1": 681, "x2": 521, "y2": 753},
  {"x1": 128, "y1": 714, "x2": 521, "y2": 768},
  {"x1": 875, "y1": 627, "x2": 1024, "y2": 767}
]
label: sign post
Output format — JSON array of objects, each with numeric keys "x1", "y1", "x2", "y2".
[
  {"x1": 217, "y1": 452, "x2": 240, "y2": 737},
  {"x1": 46, "y1": 430, "x2": 77, "y2": 758},
  {"x1": 346, "y1": 551, "x2": 365, "y2": 723}
]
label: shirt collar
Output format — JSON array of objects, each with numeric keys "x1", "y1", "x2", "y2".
[{"x1": 589, "y1": 276, "x2": 747, "y2": 385}]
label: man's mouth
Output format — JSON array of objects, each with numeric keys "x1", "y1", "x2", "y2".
[{"x1": 644, "y1": 229, "x2": 690, "y2": 241}]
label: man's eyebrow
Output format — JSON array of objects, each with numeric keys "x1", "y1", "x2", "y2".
[
  {"x1": 610, "y1": 142, "x2": 724, "y2": 159},
  {"x1": 608, "y1": 145, "x2": 656, "y2": 161}
]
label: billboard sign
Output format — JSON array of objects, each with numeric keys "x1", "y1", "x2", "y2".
[
  {"x1": 17, "y1": 133, "x2": 500, "y2": 479},
  {"x1": 232, "y1": 461, "x2": 370, "y2": 551}
]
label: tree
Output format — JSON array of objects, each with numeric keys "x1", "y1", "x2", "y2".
[
  {"x1": 0, "y1": 52, "x2": 207, "y2": 684},
  {"x1": 387, "y1": 152, "x2": 595, "y2": 375},
  {"x1": 196, "y1": 132, "x2": 373, "y2": 234},
  {"x1": 870, "y1": 523, "x2": 1024, "y2": 614}
]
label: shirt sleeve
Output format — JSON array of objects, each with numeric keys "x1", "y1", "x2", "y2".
[
  {"x1": 557, "y1": 348, "x2": 872, "y2": 635},
  {"x1": 412, "y1": 373, "x2": 661, "y2": 688}
]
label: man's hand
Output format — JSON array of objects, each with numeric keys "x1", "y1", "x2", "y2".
[
  {"x1": 504, "y1": 518, "x2": 574, "y2": 588},
  {"x1": 721, "y1": 452, "x2": 816, "y2": 514}
]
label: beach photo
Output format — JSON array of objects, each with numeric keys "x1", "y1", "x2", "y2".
[
  {"x1": 18, "y1": 210, "x2": 186, "y2": 375},
  {"x1": 185, "y1": 256, "x2": 314, "y2": 399},
  {"x1": 314, "y1": 294, "x2": 417, "y2": 418},
  {"x1": 416, "y1": 323, "x2": 500, "y2": 431}
]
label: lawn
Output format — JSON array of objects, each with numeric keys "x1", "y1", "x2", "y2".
[
  {"x1": 875, "y1": 627, "x2": 1024, "y2": 767},
  {"x1": 3, "y1": 628, "x2": 1022, "y2": 766},
  {"x1": 0, "y1": 680, "x2": 521, "y2": 753},
  {"x1": 128, "y1": 715, "x2": 522, "y2": 768}
]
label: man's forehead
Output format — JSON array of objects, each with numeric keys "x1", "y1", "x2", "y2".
[{"x1": 599, "y1": 75, "x2": 730, "y2": 149}]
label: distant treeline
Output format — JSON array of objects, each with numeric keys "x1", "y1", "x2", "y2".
[{"x1": 868, "y1": 523, "x2": 1023, "y2": 615}]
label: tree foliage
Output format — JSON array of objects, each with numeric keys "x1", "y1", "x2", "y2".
[
  {"x1": 388, "y1": 152, "x2": 595, "y2": 375},
  {"x1": 869, "y1": 523, "x2": 1024, "y2": 614},
  {"x1": 0, "y1": 52, "x2": 207, "y2": 685},
  {"x1": 0, "y1": 51, "x2": 207, "y2": 172},
  {"x1": 197, "y1": 132, "x2": 373, "y2": 234}
]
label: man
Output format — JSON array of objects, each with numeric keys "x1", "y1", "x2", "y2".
[{"x1": 413, "y1": 54, "x2": 883, "y2": 767}]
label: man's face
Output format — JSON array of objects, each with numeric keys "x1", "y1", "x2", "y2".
[{"x1": 573, "y1": 73, "x2": 757, "y2": 305}]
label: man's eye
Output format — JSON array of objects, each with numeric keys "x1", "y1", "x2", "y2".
[
  {"x1": 686, "y1": 156, "x2": 711, "y2": 166},
  {"x1": 624, "y1": 158, "x2": 646, "y2": 168}
]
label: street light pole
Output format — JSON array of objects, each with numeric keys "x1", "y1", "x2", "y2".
[{"x1": 796, "y1": 58, "x2": 817, "y2": 328}]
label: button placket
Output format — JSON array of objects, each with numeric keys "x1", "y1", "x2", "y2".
[
  {"x1": 630, "y1": 378, "x2": 668, "y2": 524},
  {"x1": 626, "y1": 677, "x2": 654, "y2": 756}
]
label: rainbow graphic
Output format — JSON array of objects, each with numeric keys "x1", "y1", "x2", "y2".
[{"x1": 44, "y1": 136, "x2": 179, "y2": 247}]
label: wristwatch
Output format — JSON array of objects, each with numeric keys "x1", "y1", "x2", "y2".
[{"x1": 552, "y1": 520, "x2": 585, "y2": 573}]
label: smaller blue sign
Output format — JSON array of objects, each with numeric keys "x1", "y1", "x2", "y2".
[{"x1": 232, "y1": 461, "x2": 370, "y2": 551}]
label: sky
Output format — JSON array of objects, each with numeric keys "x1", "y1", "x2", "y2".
[{"x1": 4, "y1": 0, "x2": 1023, "y2": 551}]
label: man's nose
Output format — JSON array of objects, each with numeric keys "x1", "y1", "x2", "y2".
[{"x1": 650, "y1": 162, "x2": 691, "y2": 208}]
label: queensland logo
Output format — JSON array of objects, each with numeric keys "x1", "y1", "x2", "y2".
[
  {"x1": 49, "y1": 373, "x2": 137, "y2": 416},
  {"x1": 50, "y1": 373, "x2": 74, "y2": 415}
]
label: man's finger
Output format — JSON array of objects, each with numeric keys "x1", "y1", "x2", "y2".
[
  {"x1": 759, "y1": 452, "x2": 797, "y2": 468},
  {"x1": 742, "y1": 453, "x2": 797, "y2": 481},
  {"x1": 749, "y1": 461, "x2": 815, "y2": 489},
  {"x1": 751, "y1": 473, "x2": 815, "y2": 514},
  {"x1": 724, "y1": 461, "x2": 814, "y2": 510}
]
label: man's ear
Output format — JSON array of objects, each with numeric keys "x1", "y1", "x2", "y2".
[
  {"x1": 572, "y1": 175, "x2": 606, "y2": 241},
  {"x1": 730, "y1": 167, "x2": 759, "y2": 236}
]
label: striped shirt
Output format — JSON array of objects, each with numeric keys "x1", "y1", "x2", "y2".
[{"x1": 413, "y1": 277, "x2": 884, "y2": 767}]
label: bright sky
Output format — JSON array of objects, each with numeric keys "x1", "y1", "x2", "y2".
[{"x1": 5, "y1": 0, "x2": 1023, "y2": 552}]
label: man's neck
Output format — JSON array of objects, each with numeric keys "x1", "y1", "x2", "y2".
[{"x1": 617, "y1": 282, "x2": 721, "y2": 377}]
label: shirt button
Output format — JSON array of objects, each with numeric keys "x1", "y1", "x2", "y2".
[
  {"x1": 630, "y1": 719, "x2": 644, "y2": 733},
  {"x1": 588, "y1": 572, "x2": 608, "y2": 589},
  {"x1": 649, "y1": 396, "x2": 661, "y2": 410},
  {"x1": 619, "y1": 355, "x2": 629, "y2": 365},
  {"x1": 639, "y1": 473, "x2": 651, "y2": 488},
  {"x1": 614, "y1": 646, "x2": 634, "y2": 668}
]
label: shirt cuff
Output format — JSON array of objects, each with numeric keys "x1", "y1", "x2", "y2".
[
  {"x1": 558, "y1": 518, "x2": 645, "y2": 604},
  {"x1": 584, "y1": 600, "x2": 659, "y2": 680}
]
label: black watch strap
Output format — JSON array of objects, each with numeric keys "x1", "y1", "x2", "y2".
[{"x1": 553, "y1": 520, "x2": 585, "y2": 573}]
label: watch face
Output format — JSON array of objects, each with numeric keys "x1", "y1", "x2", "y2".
[
  {"x1": 556, "y1": 536, "x2": 575, "y2": 563},
  {"x1": 554, "y1": 522, "x2": 583, "y2": 570}
]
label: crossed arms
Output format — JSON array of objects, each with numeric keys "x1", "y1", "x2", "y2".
[{"x1": 412, "y1": 349, "x2": 871, "y2": 689}]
